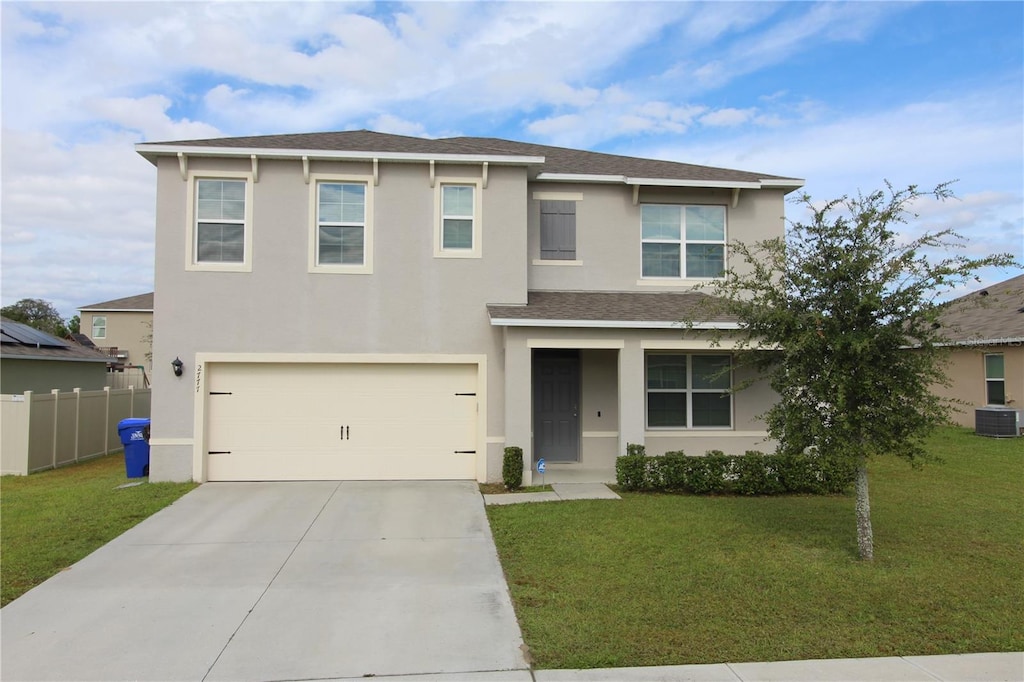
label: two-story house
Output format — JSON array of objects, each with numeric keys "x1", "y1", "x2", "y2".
[
  {"x1": 135, "y1": 131, "x2": 803, "y2": 483},
  {"x1": 78, "y1": 292, "x2": 154, "y2": 373}
]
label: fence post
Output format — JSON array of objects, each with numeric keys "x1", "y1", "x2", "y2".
[
  {"x1": 51, "y1": 388, "x2": 60, "y2": 469},
  {"x1": 73, "y1": 387, "x2": 81, "y2": 463},
  {"x1": 103, "y1": 386, "x2": 111, "y2": 455},
  {"x1": 129, "y1": 385, "x2": 135, "y2": 417}
]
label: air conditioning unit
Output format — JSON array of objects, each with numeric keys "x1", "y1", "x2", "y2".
[{"x1": 975, "y1": 407, "x2": 1022, "y2": 438}]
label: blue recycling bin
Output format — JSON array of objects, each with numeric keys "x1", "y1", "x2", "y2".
[{"x1": 118, "y1": 418, "x2": 151, "y2": 478}]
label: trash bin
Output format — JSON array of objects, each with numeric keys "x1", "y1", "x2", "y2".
[{"x1": 118, "y1": 418, "x2": 151, "y2": 478}]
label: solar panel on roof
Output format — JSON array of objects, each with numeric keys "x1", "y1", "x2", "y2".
[{"x1": 0, "y1": 320, "x2": 70, "y2": 348}]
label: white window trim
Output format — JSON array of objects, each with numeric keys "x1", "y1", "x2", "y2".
[
  {"x1": 307, "y1": 173, "x2": 374, "y2": 275},
  {"x1": 91, "y1": 315, "x2": 107, "y2": 340},
  {"x1": 640, "y1": 204, "x2": 727, "y2": 280},
  {"x1": 185, "y1": 170, "x2": 254, "y2": 272},
  {"x1": 533, "y1": 259, "x2": 583, "y2": 266},
  {"x1": 645, "y1": 352, "x2": 733, "y2": 430},
  {"x1": 434, "y1": 178, "x2": 482, "y2": 259},
  {"x1": 984, "y1": 353, "x2": 1005, "y2": 405}
]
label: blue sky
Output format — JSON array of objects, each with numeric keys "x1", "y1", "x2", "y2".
[{"x1": 2, "y1": 1, "x2": 1022, "y2": 319}]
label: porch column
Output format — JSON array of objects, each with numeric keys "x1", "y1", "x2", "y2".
[
  {"x1": 504, "y1": 331, "x2": 533, "y2": 485},
  {"x1": 618, "y1": 339, "x2": 646, "y2": 457}
]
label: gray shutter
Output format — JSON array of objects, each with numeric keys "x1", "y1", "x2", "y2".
[{"x1": 540, "y1": 200, "x2": 576, "y2": 260}]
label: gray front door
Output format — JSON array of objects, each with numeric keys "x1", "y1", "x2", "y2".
[{"x1": 533, "y1": 350, "x2": 580, "y2": 462}]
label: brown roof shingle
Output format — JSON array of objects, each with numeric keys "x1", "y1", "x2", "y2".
[
  {"x1": 140, "y1": 130, "x2": 801, "y2": 186},
  {"x1": 934, "y1": 274, "x2": 1024, "y2": 344},
  {"x1": 79, "y1": 292, "x2": 154, "y2": 311},
  {"x1": 487, "y1": 291, "x2": 738, "y2": 326}
]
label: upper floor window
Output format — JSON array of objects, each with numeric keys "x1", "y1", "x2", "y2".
[
  {"x1": 309, "y1": 177, "x2": 373, "y2": 274},
  {"x1": 435, "y1": 179, "x2": 482, "y2": 258},
  {"x1": 646, "y1": 353, "x2": 732, "y2": 428},
  {"x1": 985, "y1": 354, "x2": 1005, "y2": 405},
  {"x1": 641, "y1": 204, "x2": 726, "y2": 279},
  {"x1": 540, "y1": 200, "x2": 576, "y2": 260},
  {"x1": 91, "y1": 315, "x2": 107, "y2": 340},
  {"x1": 186, "y1": 173, "x2": 253, "y2": 272}
]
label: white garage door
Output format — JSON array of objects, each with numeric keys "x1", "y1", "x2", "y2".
[{"x1": 204, "y1": 362, "x2": 479, "y2": 481}]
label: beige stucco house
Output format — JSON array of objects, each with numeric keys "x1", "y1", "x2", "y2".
[
  {"x1": 932, "y1": 274, "x2": 1024, "y2": 430},
  {"x1": 135, "y1": 131, "x2": 803, "y2": 483},
  {"x1": 78, "y1": 293, "x2": 154, "y2": 373}
]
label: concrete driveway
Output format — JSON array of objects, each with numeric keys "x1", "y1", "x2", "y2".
[{"x1": 0, "y1": 481, "x2": 529, "y2": 681}]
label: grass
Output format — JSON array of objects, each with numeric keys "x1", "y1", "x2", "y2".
[
  {"x1": 487, "y1": 427, "x2": 1024, "y2": 669},
  {"x1": 479, "y1": 483, "x2": 554, "y2": 494},
  {"x1": 0, "y1": 453, "x2": 197, "y2": 606}
]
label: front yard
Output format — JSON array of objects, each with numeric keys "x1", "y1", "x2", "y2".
[
  {"x1": 0, "y1": 454, "x2": 197, "y2": 606},
  {"x1": 487, "y1": 427, "x2": 1024, "y2": 669}
]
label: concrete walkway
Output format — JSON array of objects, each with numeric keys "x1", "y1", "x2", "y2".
[
  {"x1": 483, "y1": 482, "x2": 621, "y2": 505},
  {"x1": 0, "y1": 481, "x2": 528, "y2": 681}
]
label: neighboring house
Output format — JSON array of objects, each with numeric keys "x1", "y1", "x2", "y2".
[
  {"x1": 78, "y1": 293, "x2": 154, "y2": 371},
  {"x1": 932, "y1": 274, "x2": 1024, "y2": 429},
  {"x1": 135, "y1": 130, "x2": 803, "y2": 483},
  {"x1": 1, "y1": 317, "x2": 110, "y2": 394}
]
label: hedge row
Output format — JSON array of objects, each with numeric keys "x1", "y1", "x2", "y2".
[{"x1": 615, "y1": 445, "x2": 856, "y2": 495}]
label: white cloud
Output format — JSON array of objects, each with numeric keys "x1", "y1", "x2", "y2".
[{"x1": 700, "y1": 107, "x2": 756, "y2": 127}]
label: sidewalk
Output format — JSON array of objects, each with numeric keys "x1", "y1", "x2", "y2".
[{"x1": 483, "y1": 482, "x2": 621, "y2": 505}]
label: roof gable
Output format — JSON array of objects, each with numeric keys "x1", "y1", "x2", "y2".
[{"x1": 79, "y1": 292, "x2": 154, "y2": 312}]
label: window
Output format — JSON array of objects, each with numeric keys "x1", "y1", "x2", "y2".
[
  {"x1": 641, "y1": 204, "x2": 726, "y2": 279},
  {"x1": 646, "y1": 354, "x2": 731, "y2": 428},
  {"x1": 309, "y1": 177, "x2": 373, "y2": 273},
  {"x1": 91, "y1": 316, "x2": 106, "y2": 340},
  {"x1": 986, "y1": 354, "x2": 1005, "y2": 405},
  {"x1": 540, "y1": 200, "x2": 576, "y2": 260},
  {"x1": 435, "y1": 179, "x2": 482, "y2": 258},
  {"x1": 186, "y1": 173, "x2": 252, "y2": 271}
]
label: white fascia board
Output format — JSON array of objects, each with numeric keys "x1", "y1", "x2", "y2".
[
  {"x1": 134, "y1": 144, "x2": 543, "y2": 166},
  {"x1": 78, "y1": 308, "x2": 153, "y2": 313},
  {"x1": 534, "y1": 173, "x2": 628, "y2": 183},
  {"x1": 759, "y1": 178, "x2": 805, "y2": 188},
  {"x1": 489, "y1": 318, "x2": 741, "y2": 330},
  {"x1": 626, "y1": 177, "x2": 762, "y2": 190}
]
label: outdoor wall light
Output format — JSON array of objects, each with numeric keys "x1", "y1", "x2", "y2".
[{"x1": 171, "y1": 356, "x2": 184, "y2": 377}]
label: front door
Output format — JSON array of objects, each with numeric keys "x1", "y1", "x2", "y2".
[{"x1": 533, "y1": 350, "x2": 580, "y2": 462}]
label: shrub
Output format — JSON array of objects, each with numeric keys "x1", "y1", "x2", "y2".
[
  {"x1": 502, "y1": 446, "x2": 523, "y2": 490},
  {"x1": 733, "y1": 450, "x2": 784, "y2": 495},
  {"x1": 616, "y1": 443, "x2": 649, "y2": 491},
  {"x1": 614, "y1": 446, "x2": 855, "y2": 496}
]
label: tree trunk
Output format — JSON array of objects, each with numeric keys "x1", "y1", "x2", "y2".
[{"x1": 855, "y1": 458, "x2": 874, "y2": 561}]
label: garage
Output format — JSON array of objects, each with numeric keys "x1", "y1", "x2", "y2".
[{"x1": 202, "y1": 361, "x2": 480, "y2": 481}]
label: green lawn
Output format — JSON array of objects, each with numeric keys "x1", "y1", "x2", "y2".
[
  {"x1": 487, "y1": 427, "x2": 1024, "y2": 669},
  {"x1": 1, "y1": 453, "x2": 197, "y2": 606}
]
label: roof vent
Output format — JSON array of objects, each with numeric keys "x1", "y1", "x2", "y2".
[{"x1": 979, "y1": 290, "x2": 989, "y2": 297}]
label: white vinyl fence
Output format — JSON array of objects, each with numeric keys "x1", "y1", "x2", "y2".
[{"x1": 1, "y1": 387, "x2": 151, "y2": 476}]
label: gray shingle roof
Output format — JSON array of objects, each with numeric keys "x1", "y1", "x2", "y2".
[
  {"x1": 934, "y1": 274, "x2": 1024, "y2": 344},
  {"x1": 79, "y1": 292, "x2": 154, "y2": 311},
  {"x1": 487, "y1": 291, "x2": 739, "y2": 327},
  {"x1": 138, "y1": 130, "x2": 801, "y2": 186}
]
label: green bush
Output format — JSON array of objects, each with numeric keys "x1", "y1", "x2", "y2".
[
  {"x1": 503, "y1": 446, "x2": 523, "y2": 490},
  {"x1": 733, "y1": 450, "x2": 784, "y2": 495},
  {"x1": 614, "y1": 446, "x2": 855, "y2": 496},
  {"x1": 616, "y1": 443, "x2": 649, "y2": 491}
]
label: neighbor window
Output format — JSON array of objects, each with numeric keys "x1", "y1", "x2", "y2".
[
  {"x1": 91, "y1": 316, "x2": 107, "y2": 340},
  {"x1": 540, "y1": 200, "x2": 576, "y2": 260},
  {"x1": 435, "y1": 179, "x2": 482, "y2": 258},
  {"x1": 187, "y1": 173, "x2": 252, "y2": 271},
  {"x1": 985, "y1": 354, "x2": 1005, "y2": 405},
  {"x1": 646, "y1": 354, "x2": 732, "y2": 428},
  {"x1": 641, "y1": 204, "x2": 726, "y2": 278}
]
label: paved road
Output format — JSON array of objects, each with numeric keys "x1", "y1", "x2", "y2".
[{"x1": 0, "y1": 481, "x2": 529, "y2": 681}]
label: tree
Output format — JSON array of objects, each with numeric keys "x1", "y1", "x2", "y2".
[
  {"x1": 68, "y1": 315, "x2": 81, "y2": 335},
  {"x1": 1, "y1": 298, "x2": 70, "y2": 338},
  {"x1": 698, "y1": 183, "x2": 1017, "y2": 560}
]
